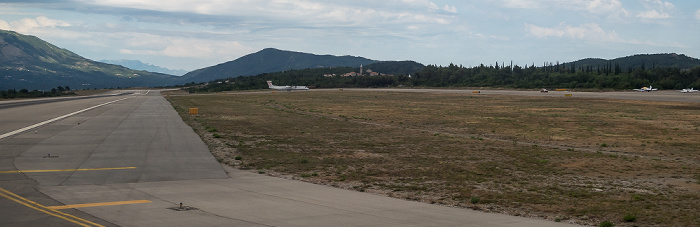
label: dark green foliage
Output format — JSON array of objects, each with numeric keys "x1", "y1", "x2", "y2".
[
  {"x1": 0, "y1": 86, "x2": 75, "y2": 99},
  {"x1": 599, "y1": 220, "x2": 615, "y2": 227},
  {"x1": 189, "y1": 60, "x2": 700, "y2": 92},
  {"x1": 623, "y1": 213, "x2": 637, "y2": 222},
  {"x1": 470, "y1": 196, "x2": 480, "y2": 204},
  {"x1": 410, "y1": 63, "x2": 700, "y2": 90}
]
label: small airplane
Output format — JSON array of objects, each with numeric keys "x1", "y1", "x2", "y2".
[
  {"x1": 266, "y1": 81, "x2": 309, "y2": 91},
  {"x1": 679, "y1": 88, "x2": 698, "y2": 93},
  {"x1": 633, "y1": 86, "x2": 658, "y2": 92}
]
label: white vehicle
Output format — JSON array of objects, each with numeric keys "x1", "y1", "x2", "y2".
[
  {"x1": 633, "y1": 86, "x2": 658, "y2": 92},
  {"x1": 267, "y1": 81, "x2": 309, "y2": 91},
  {"x1": 679, "y1": 88, "x2": 698, "y2": 93}
]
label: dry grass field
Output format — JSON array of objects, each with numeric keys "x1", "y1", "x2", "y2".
[{"x1": 166, "y1": 90, "x2": 700, "y2": 226}]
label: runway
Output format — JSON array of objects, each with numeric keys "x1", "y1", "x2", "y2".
[
  {"x1": 323, "y1": 88, "x2": 700, "y2": 103},
  {"x1": 0, "y1": 89, "x2": 606, "y2": 226}
]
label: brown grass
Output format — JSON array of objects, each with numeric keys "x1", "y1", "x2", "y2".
[{"x1": 167, "y1": 90, "x2": 700, "y2": 226}]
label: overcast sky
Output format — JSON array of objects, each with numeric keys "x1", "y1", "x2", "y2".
[{"x1": 1, "y1": 0, "x2": 698, "y2": 71}]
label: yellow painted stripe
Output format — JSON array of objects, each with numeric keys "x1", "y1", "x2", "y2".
[
  {"x1": 0, "y1": 167, "x2": 137, "y2": 174},
  {"x1": 0, "y1": 187, "x2": 104, "y2": 227},
  {"x1": 48, "y1": 200, "x2": 152, "y2": 210}
]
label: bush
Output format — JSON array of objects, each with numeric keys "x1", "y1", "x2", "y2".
[
  {"x1": 470, "y1": 196, "x2": 480, "y2": 204},
  {"x1": 599, "y1": 220, "x2": 614, "y2": 227},
  {"x1": 234, "y1": 156, "x2": 242, "y2": 160},
  {"x1": 623, "y1": 213, "x2": 637, "y2": 222}
]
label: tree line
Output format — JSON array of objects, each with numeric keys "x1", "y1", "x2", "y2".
[
  {"x1": 0, "y1": 86, "x2": 74, "y2": 99},
  {"x1": 411, "y1": 63, "x2": 700, "y2": 90},
  {"x1": 187, "y1": 63, "x2": 700, "y2": 92}
]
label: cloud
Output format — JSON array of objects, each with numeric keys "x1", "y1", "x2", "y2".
[
  {"x1": 119, "y1": 36, "x2": 252, "y2": 59},
  {"x1": 0, "y1": 16, "x2": 70, "y2": 33},
  {"x1": 636, "y1": 10, "x2": 668, "y2": 19},
  {"x1": 499, "y1": 0, "x2": 629, "y2": 19},
  {"x1": 637, "y1": 0, "x2": 673, "y2": 19},
  {"x1": 500, "y1": 0, "x2": 542, "y2": 9},
  {"x1": 697, "y1": 9, "x2": 700, "y2": 20},
  {"x1": 525, "y1": 22, "x2": 623, "y2": 43},
  {"x1": 443, "y1": 4, "x2": 457, "y2": 13}
]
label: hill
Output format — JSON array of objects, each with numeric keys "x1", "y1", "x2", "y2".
[
  {"x1": 0, "y1": 29, "x2": 179, "y2": 90},
  {"x1": 181, "y1": 48, "x2": 379, "y2": 83},
  {"x1": 567, "y1": 53, "x2": 700, "y2": 71},
  {"x1": 100, "y1": 59, "x2": 188, "y2": 76}
]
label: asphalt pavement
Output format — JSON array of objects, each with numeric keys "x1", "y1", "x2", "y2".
[{"x1": 0, "y1": 89, "x2": 593, "y2": 227}]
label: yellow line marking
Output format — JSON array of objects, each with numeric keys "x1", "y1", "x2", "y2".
[
  {"x1": 0, "y1": 167, "x2": 137, "y2": 174},
  {"x1": 0, "y1": 187, "x2": 104, "y2": 227},
  {"x1": 48, "y1": 200, "x2": 152, "y2": 210}
]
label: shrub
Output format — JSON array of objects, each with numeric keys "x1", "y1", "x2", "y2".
[
  {"x1": 599, "y1": 220, "x2": 614, "y2": 227},
  {"x1": 470, "y1": 196, "x2": 480, "y2": 204},
  {"x1": 234, "y1": 156, "x2": 242, "y2": 160},
  {"x1": 623, "y1": 213, "x2": 637, "y2": 222}
]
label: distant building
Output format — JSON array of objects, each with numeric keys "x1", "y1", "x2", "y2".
[{"x1": 341, "y1": 72, "x2": 359, "y2": 77}]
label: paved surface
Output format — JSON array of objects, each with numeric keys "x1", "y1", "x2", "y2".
[
  {"x1": 0, "y1": 89, "x2": 589, "y2": 227},
  {"x1": 328, "y1": 88, "x2": 700, "y2": 103}
]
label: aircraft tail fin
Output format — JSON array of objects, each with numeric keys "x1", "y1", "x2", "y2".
[{"x1": 267, "y1": 81, "x2": 273, "y2": 88}]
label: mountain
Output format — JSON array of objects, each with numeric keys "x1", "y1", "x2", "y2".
[
  {"x1": 181, "y1": 48, "x2": 379, "y2": 83},
  {"x1": 100, "y1": 59, "x2": 188, "y2": 76},
  {"x1": 0, "y1": 29, "x2": 178, "y2": 90},
  {"x1": 566, "y1": 53, "x2": 700, "y2": 71},
  {"x1": 364, "y1": 61, "x2": 424, "y2": 75}
]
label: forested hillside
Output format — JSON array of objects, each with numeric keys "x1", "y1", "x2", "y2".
[
  {"x1": 412, "y1": 62, "x2": 700, "y2": 89},
  {"x1": 187, "y1": 58, "x2": 700, "y2": 92},
  {"x1": 180, "y1": 48, "x2": 378, "y2": 83},
  {"x1": 0, "y1": 29, "x2": 178, "y2": 90}
]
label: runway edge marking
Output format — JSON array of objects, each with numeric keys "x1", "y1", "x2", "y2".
[
  {"x1": 0, "y1": 97, "x2": 130, "y2": 140},
  {"x1": 0, "y1": 167, "x2": 137, "y2": 174}
]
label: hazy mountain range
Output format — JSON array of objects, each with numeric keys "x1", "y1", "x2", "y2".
[
  {"x1": 2, "y1": 29, "x2": 699, "y2": 91},
  {"x1": 99, "y1": 59, "x2": 188, "y2": 76}
]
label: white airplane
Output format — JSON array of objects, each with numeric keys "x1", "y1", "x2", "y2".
[
  {"x1": 633, "y1": 86, "x2": 658, "y2": 92},
  {"x1": 679, "y1": 88, "x2": 698, "y2": 93},
  {"x1": 266, "y1": 81, "x2": 309, "y2": 91}
]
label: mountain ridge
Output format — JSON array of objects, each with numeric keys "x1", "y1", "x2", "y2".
[
  {"x1": 566, "y1": 53, "x2": 700, "y2": 70},
  {"x1": 181, "y1": 48, "x2": 379, "y2": 83},
  {"x1": 0, "y1": 29, "x2": 179, "y2": 90},
  {"x1": 2, "y1": 29, "x2": 698, "y2": 91}
]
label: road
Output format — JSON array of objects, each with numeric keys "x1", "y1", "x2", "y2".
[{"x1": 0, "y1": 90, "x2": 585, "y2": 226}]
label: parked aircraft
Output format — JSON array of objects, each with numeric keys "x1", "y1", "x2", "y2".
[
  {"x1": 267, "y1": 81, "x2": 309, "y2": 91},
  {"x1": 633, "y1": 86, "x2": 658, "y2": 92},
  {"x1": 679, "y1": 88, "x2": 698, "y2": 93}
]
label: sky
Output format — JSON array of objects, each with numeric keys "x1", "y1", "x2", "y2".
[{"x1": 1, "y1": 0, "x2": 699, "y2": 72}]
